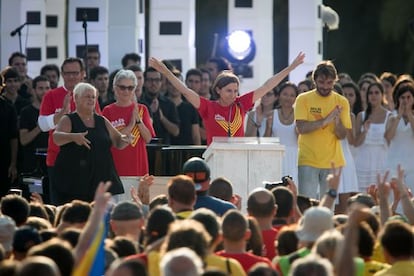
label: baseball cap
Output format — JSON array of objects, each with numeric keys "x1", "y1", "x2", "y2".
[
  {"x1": 182, "y1": 157, "x2": 210, "y2": 191},
  {"x1": 111, "y1": 201, "x2": 143, "y2": 221},
  {"x1": 296, "y1": 206, "x2": 334, "y2": 242}
]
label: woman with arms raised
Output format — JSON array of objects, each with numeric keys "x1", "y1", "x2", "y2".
[{"x1": 148, "y1": 52, "x2": 305, "y2": 145}]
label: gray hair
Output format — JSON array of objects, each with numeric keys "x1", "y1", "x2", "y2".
[
  {"x1": 73, "y1": 82, "x2": 97, "y2": 98},
  {"x1": 113, "y1": 69, "x2": 137, "y2": 87},
  {"x1": 290, "y1": 253, "x2": 334, "y2": 276},
  {"x1": 160, "y1": 247, "x2": 203, "y2": 276}
]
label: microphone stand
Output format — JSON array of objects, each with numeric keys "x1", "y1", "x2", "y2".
[
  {"x1": 82, "y1": 13, "x2": 89, "y2": 80},
  {"x1": 10, "y1": 22, "x2": 28, "y2": 53}
]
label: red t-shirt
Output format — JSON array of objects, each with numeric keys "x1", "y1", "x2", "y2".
[
  {"x1": 39, "y1": 86, "x2": 101, "y2": 166},
  {"x1": 216, "y1": 251, "x2": 274, "y2": 273},
  {"x1": 102, "y1": 103, "x2": 155, "y2": 176},
  {"x1": 198, "y1": 92, "x2": 254, "y2": 145},
  {"x1": 262, "y1": 227, "x2": 279, "y2": 260}
]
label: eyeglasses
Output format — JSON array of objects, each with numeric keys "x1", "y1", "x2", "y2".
[
  {"x1": 62, "y1": 71, "x2": 81, "y2": 77},
  {"x1": 116, "y1": 85, "x2": 135, "y2": 91},
  {"x1": 145, "y1": 78, "x2": 162, "y2": 83}
]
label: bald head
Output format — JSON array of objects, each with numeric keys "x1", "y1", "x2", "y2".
[{"x1": 247, "y1": 188, "x2": 277, "y2": 218}]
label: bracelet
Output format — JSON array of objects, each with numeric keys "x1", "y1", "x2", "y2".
[{"x1": 136, "y1": 120, "x2": 142, "y2": 125}]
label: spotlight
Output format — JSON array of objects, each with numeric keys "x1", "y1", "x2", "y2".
[
  {"x1": 225, "y1": 30, "x2": 256, "y2": 64},
  {"x1": 221, "y1": 30, "x2": 256, "y2": 78}
]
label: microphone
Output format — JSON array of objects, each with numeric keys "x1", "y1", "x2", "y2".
[
  {"x1": 82, "y1": 12, "x2": 88, "y2": 28},
  {"x1": 10, "y1": 22, "x2": 27, "y2": 37}
]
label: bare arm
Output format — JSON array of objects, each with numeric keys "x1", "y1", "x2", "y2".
[
  {"x1": 245, "y1": 111, "x2": 259, "y2": 137},
  {"x1": 333, "y1": 115, "x2": 347, "y2": 139},
  {"x1": 53, "y1": 92, "x2": 72, "y2": 126},
  {"x1": 384, "y1": 115, "x2": 400, "y2": 145},
  {"x1": 320, "y1": 164, "x2": 342, "y2": 209},
  {"x1": 354, "y1": 112, "x2": 369, "y2": 147},
  {"x1": 148, "y1": 57, "x2": 201, "y2": 109},
  {"x1": 103, "y1": 117, "x2": 131, "y2": 149},
  {"x1": 53, "y1": 115, "x2": 92, "y2": 149},
  {"x1": 346, "y1": 113, "x2": 356, "y2": 145},
  {"x1": 377, "y1": 171, "x2": 391, "y2": 226},
  {"x1": 252, "y1": 52, "x2": 305, "y2": 102},
  {"x1": 395, "y1": 165, "x2": 414, "y2": 225},
  {"x1": 74, "y1": 182, "x2": 111, "y2": 266},
  {"x1": 335, "y1": 206, "x2": 371, "y2": 276},
  {"x1": 297, "y1": 105, "x2": 346, "y2": 138},
  {"x1": 132, "y1": 105, "x2": 152, "y2": 143}
]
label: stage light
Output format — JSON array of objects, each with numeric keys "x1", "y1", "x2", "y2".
[
  {"x1": 221, "y1": 30, "x2": 256, "y2": 78},
  {"x1": 225, "y1": 30, "x2": 256, "y2": 64},
  {"x1": 227, "y1": 30, "x2": 253, "y2": 60}
]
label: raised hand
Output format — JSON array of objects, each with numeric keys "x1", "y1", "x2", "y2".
[
  {"x1": 376, "y1": 170, "x2": 390, "y2": 199},
  {"x1": 94, "y1": 181, "x2": 112, "y2": 214},
  {"x1": 148, "y1": 57, "x2": 167, "y2": 73},
  {"x1": 137, "y1": 174, "x2": 154, "y2": 205},
  {"x1": 62, "y1": 92, "x2": 72, "y2": 114},
  {"x1": 291, "y1": 52, "x2": 305, "y2": 68},
  {"x1": 363, "y1": 119, "x2": 371, "y2": 133},
  {"x1": 324, "y1": 105, "x2": 342, "y2": 126},
  {"x1": 30, "y1": 192, "x2": 44, "y2": 204},
  {"x1": 326, "y1": 162, "x2": 342, "y2": 190}
]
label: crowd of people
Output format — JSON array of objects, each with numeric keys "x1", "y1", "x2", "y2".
[{"x1": 0, "y1": 48, "x2": 413, "y2": 275}]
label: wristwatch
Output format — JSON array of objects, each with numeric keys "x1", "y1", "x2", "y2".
[{"x1": 326, "y1": 188, "x2": 337, "y2": 199}]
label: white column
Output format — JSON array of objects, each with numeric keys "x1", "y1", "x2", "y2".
[
  {"x1": 149, "y1": 0, "x2": 196, "y2": 72},
  {"x1": 108, "y1": 0, "x2": 144, "y2": 71},
  {"x1": 44, "y1": 0, "x2": 66, "y2": 69},
  {"x1": 67, "y1": 0, "x2": 109, "y2": 67},
  {"x1": 228, "y1": 0, "x2": 274, "y2": 94},
  {"x1": 289, "y1": 0, "x2": 322, "y2": 84}
]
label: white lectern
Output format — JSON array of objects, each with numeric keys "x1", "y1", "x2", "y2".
[{"x1": 203, "y1": 137, "x2": 285, "y2": 212}]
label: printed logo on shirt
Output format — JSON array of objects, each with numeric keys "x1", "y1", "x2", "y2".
[
  {"x1": 310, "y1": 107, "x2": 322, "y2": 114},
  {"x1": 215, "y1": 114, "x2": 225, "y2": 121},
  {"x1": 111, "y1": 118, "x2": 126, "y2": 128}
]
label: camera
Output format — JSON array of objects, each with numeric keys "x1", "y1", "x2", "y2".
[{"x1": 263, "y1": 175, "x2": 293, "y2": 190}]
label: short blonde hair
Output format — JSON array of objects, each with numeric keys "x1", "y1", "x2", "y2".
[{"x1": 73, "y1": 82, "x2": 97, "y2": 98}]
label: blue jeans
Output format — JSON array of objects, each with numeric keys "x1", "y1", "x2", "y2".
[{"x1": 298, "y1": 165, "x2": 331, "y2": 200}]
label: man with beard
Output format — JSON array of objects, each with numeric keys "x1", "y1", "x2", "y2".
[
  {"x1": 141, "y1": 67, "x2": 179, "y2": 145},
  {"x1": 294, "y1": 60, "x2": 351, "y2": 200},
  {"x1": 19, "y1": 76, "x2": 50, "y2": 174}
]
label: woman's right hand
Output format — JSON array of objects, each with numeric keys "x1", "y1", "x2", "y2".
[
  {"x1": 148, "y1": 57, "x2": 166, "y2": 73},
  {"x1": 73, "y1": 131, "x2": 91, "y2": 149}
]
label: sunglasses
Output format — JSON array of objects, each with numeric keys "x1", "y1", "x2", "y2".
[{"x1": 117, "y1": 85, "x2": 135, "y2": 91}]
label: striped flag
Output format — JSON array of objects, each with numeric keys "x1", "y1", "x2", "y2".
[{"x1": 72, "y1": 215, "x2": 108, "y2": 276}]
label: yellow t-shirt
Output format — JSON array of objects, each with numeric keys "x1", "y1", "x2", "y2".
[
  {"x1": 295, "y1": 90, "x2": 351, "y2": 168},
  {"x1": 374, "y1": 260, "x2": 414, "y2": 276},
  {"x1": 148, "y1": 251, "x2": 247, "y2": 276},
  {"x1": 205, "y1": 254, "x2": 246, "y2": 276}
]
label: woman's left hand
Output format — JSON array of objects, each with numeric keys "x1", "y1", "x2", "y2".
[{"x1": 121, "y1": 133, "x2": 135, "y2": 144}]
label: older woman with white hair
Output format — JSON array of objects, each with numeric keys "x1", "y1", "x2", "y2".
[{"x1": 53, "y1": 82, "x2": 131, "y2": 204}]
